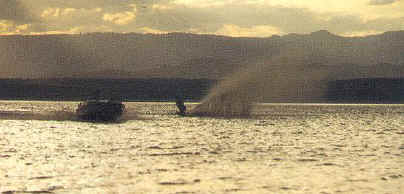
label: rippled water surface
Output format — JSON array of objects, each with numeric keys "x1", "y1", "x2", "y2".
[{"x1": 0, "y1": 101, "x2": 403, "y2": 193}]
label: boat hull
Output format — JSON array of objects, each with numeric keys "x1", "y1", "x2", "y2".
[{"x1": 76, "y1": 100, "x2": 125, "y2": 122}]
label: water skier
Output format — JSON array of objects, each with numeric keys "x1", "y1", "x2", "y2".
[{"x1": 175, "y1": 95, "x2": 186, "y2": 116}]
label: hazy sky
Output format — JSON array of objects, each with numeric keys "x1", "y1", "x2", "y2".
[{"x1": 1, "y1": 0, "x2": 403, "y2": 37}]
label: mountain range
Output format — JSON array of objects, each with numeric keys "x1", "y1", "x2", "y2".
[{"x1": 1, "y1": 30, "x2": 403, "y2": 80}]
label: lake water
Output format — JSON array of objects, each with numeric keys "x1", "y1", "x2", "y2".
[{"x1": 0, "y1": 101, "x2": 403, "y2": 193}]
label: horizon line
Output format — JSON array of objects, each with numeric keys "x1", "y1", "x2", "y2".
[{"x1": 1, "y1": 30, "x2": 403, "y2": 38}]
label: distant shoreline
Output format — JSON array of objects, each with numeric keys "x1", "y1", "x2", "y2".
[{"x1": 1, "y1": 77, "x2": 403, "y2": 103}]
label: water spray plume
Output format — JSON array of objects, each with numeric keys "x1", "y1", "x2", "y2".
[
  {"x1": 191, "y1": 68, "x2": 260, "y2": 117},
  {"x1": 190, "y1": 55, "x2": 332, "y2": 117}
]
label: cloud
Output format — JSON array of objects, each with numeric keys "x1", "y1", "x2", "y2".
[
  {"x1": 0, "y1": 0, "x2": 36, "y2": 23},
  {"x1": 215, "y1": 24, "x2": 283, "y2": 37},
  {"x1": 136, "y1": 2, "x2": 227, "y2": 33},
  {"x1": 1, "y1": 0, "x2": 152, "y2": 34},
  {"x1": 341, "y1": 30, "x2": 384, "y2": 37},
  {"x1": 41, "y1": 7, "x2": 103, "y2": 20},
  {"x1": 151, "y1": 4, "x2": 176, "y2": 11},
  {"x1": 103, "y1": 4, "x2": 137, "y2": 25},
  {"x1": 0, "y1": 20, "x2": 13, "y2": 32},
  {"x1": 28, "y1": 0, "x2": 145, "y2": 10},
  {"x1": 139, "y1": 27, "x2": 169, "y2": 34},
  {"x1": 369, "y1": 0, "x2": 398, "y2": 5},
  {"x1": 41, "y1": 7, "x2": 82, "y2": 18},
  {"x1": 172, "y1": 0, "x2": 240, "y2": 8},
  {"x1": 30, "y1": 7, "x2": 104, "y2": 34},
  {"x1": 1, "y1": 0, "x2": 403, "y2": 36},
  {"x1": 136, "y1": 2, "x2": 322, "y2": 34},
  {"x1": 103, "y1": 12, "x2": 135, "y2": 25},
  {"x1": 138, "y1": 1, "x2": 404, "y2": 36},
  {"x1": 0, "y1": 20, "x2": 33, "y2": 35},
  {"x1": 30, "y1": 27, "x2": 82, "y2": 35}
]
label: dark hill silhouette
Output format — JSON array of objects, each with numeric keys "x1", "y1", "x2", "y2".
[{"x1": 1, "y1": 31, "x2": 403, "y2": 80}]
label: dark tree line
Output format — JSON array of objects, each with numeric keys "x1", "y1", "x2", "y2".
[
  {"x1": 0, "y1": 78, "x2": 216, "y2": 101},
  {"x1": 1, "y1": 78, "x2": 404, "y2": 103}
]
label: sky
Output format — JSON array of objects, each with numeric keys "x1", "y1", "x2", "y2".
[{"x1": 0, "y1": 0, "x2": 403, "y2": 37}]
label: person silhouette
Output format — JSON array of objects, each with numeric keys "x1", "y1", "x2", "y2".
[
  {"x1": 175, "y1": 95, "x2": 186, "y2": 116},
  {"x1": 90, "y1": 89, "x2": 102, "y2": 101}
]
